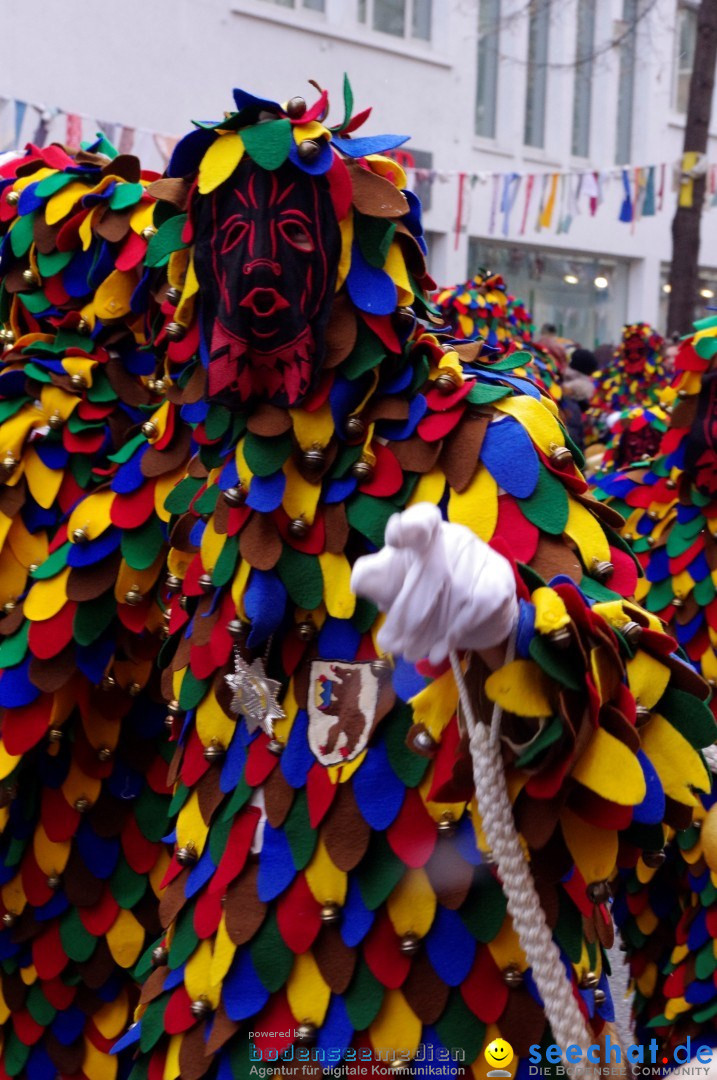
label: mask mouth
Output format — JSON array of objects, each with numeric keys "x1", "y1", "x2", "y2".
[{"x1": 240, "y1": 287, "x2": 290, "y2": 318}]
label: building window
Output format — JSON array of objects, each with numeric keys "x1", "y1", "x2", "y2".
[
  {"x1": 358, "y1": 0, "x2": 432, "y2": 41},
  {"x1": 476, "y1": 0, "x2": 500, "y2": 138},
  {"x1": 259, "y1": 0, "x2": 325, "y2": 8},
  {"x1": 673, "y1": 4, "x2": 697, "y2": 112},
  {"x1": 524, "y1": 0, "x2": 550, "y2": 149},
  {"x1": 571, "y1": 0, "x2": 595, "y2": 157},
  {"x1": 615, "y1": 0, "x2": 637, "y2": 164}
]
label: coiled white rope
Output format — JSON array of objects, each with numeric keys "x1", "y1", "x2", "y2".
[{"x1": 449, "y1": 646, "x2": 597, "y2": 1079}]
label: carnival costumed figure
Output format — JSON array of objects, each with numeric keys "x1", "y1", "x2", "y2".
[
  {"x1": 435, "y1": 270, "x2": 564, "y2": 409},
  {"x1": 594, "y1": 319, "x2": 717, "y2": 1056},
  {"x1": 0, "y1": 138, "x2": 173, "y2": 1080},
  {"x1": 585, "y1": 323, "x2": 668, "y2": 447},
  {"x1": 0, "y1": 82, "x2": 711, "y2": 1080}
]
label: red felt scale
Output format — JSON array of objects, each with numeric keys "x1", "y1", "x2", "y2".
[{"x1": 276, "y1": 874, "x2": 322, "y2": 954}]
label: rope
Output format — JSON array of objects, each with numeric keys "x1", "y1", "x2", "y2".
[{"x1": 449, "y1": 646, "x2": 597, "y2": 1079}]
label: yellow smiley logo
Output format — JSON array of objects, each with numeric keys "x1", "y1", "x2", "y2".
[{"x1": 485, "y1": 1039, "x2": 514, "y2": 1070}]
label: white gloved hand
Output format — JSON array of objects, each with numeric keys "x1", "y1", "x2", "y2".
[{"x1": 350, "y1": 503, "x2": 518, "y2": 666}]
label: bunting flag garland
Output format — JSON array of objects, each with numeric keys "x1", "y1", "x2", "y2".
[
  {"x1": 0, "y1": 91, "x2": 710, "y2": 247},
  {"x1": 0, "y1": 79, "x2": 711, "y2": 1080}
]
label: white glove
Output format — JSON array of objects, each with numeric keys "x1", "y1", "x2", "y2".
[{"x1": 350, "y1": 503, "x2": 518, "y2": 666}]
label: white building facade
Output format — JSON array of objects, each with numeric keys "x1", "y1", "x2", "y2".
[{"x1": 0, "y1": 0, "x2": 714, "y2": 345}]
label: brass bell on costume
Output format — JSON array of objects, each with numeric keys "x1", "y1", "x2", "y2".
[
  {"x1": 2, "y1": 913, "x2": 16, "y2": 929},
  {"x1": 48, "y1": 412, "x2": 64, "y2": 430},
  {"x1": 0, "y1": 452, "x2": 17, "y2": 481},
  {"x1": 437, "y1": 812, "x2": 456, "y2": 836},
  {"x1": 297, "y1": 139, "x2": 321, "y2": 162},
  {"x1": 502, "y1": 965, "x2": 523, "y2": 988},
  {"x1": 549, "y1": 445, "x2": 573, "y2": 469},
  {"x1": 223, "y1": 485, "x2": 245, "y2": 507},
  {"x1": 124, "y1": 586, "x2": 144, "y2": 606},
  {"x1": 74, "y1": 797, "x2": 91, "y2": 814},
  {"x1": 295, "y1": 1023, "x2": 316, "y2": 1045},
  {"x1": 5, "y1": 190, "x2": 19, "y2": 206},
  {"x1": 70, "y1": 373, "x2": 87, "y2": 390},
  {"x1": 198, "y1": 572, "x2": 214, "y2": 593},
  {"x1": 97, "y1": 746, "x2": 113, "y2": 763},
  {"x1": 286, "y1": 96, "x2": 306, "y2": 119},
  {"x1": 151, "y1": 945, "x2": 168, "y2": 966},
  {"x1": 176, "y1": 845, "x2": 198, "y2": 867},
  {"x1": 71, "y1": 527, "x2": 89, "y2": 544},
  {"x1": 165, "y1": 574, "x2": 182, "y2": 592},
  {"x1": 165, "y1": 286, "x2": 182, "y2": 305},
  {"x1": 227, "y1": 618, "x2": 245, "y2": 639},
  {"x1": 581, "y1": 971, "x2": 600, "y2": 989},
  {"x1": 190, "y1": 998, "x2": 212, "y2": 1019},
  {"x1": 22, "y1": 268, "x2": 40, "y2": 288},
  {"x1": 320, "y1": 902, "x2": 341, "y2": 925},
  {"x1": 409, "y1": 726, "x2": 437, "y2": 756},
  {"x1": 141, "y1": 226, "x2": 157, "y2": 241},
  {"x1": 591, "y1": 559, "x2": 614, "y2": 584},
  {"x1": 296, "y1": 620, "x2": 316, "y2": 642},
  {"x1": 586, "y1": 880, "x2": 611, "y2": 905},
  {"x1": 435, "y1": 371, "x2": 460, "y2": 394},
  {"x1": 203, "y1": 741, "x2": 225, "y2": 763},
  {"x1": 288, "y1": 516, "x2": 309, "y2": 539},
  {"x1": 621, "y1": 620, "x2": 642, "y2": 645},
  {"x1": 351, "y1": 459, "x2": 374, "y2": 483},
  {"x1": 399, "y1": 932, "x2": 421, "y2": 956},
  {"x1": 300, "y1": 446, "x2": 326, "y2": 476},
  {"x1": 344, "y1": 416, "x2": 366, "y2": 441},
  {"x1": 47, "y1": 874, "x2": 61, "y2": 891},
  {"x1": 166, "y1": 321, "x2": 186, "y2": 340},
  {"x1": 48, "y1": 728, "x2": 63, "y2": 743},
  {"x1": 101, "y1": 674, "x2": 116, "y2": 691},
  {"x1": 267, "y1": 738, "x2": 284, "y2": 756},
  {"x1": 141, "y1": 420, "x2": 158, "y2": 439},
  {"x1": 642, "y1": 849, "x2": 666, "y2": 868},
  {"x1": 547, "y1": 625, "x2": 571, "y2": 648}
]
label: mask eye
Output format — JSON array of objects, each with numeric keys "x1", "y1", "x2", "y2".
[
  {"x1": 220, "y1": 216, "x2": 249, "y2": 255},
  {"x1": 279, "y1": 219, "x2": 314, "y2": 253}
]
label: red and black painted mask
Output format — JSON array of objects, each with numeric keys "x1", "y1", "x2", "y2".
[
  {"x1": 686, "y1": 368, "x2": 717, "y2": 496},
  {"x1": 194, "y1": 159, "x2": 340, "y2": 409},
  {"x1": 622, "y1": 335, "x2": 649, "y2": 375}
]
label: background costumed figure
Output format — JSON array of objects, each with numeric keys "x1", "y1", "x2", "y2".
[
  {"x1": 594, "y1": 319, "x2": 717, "y2": 1057},
  {"x1": 0, "y1": 82, "x2": 711, "y2": 1080},
  {"x1": 585, "y1": 323, "x2": 668, "y2": 448},
  {"x1": 0, "y1": 139, "x2": 173, "y2": 1079}
]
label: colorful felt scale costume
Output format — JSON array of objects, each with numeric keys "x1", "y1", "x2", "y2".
[
  {"x1": 0, "y1": 139, "x2": 172, "y2": 1080},
  {"x1": 593, "y1": 319, "x2": 717, "y2": 1056},
  {"x1": 0, "y1": 83, "x2": 711, "y2": 1080},
  {"x1": 435, "y1": 270, "x2": 563, "y2": 408},
  {"x1": 585, "y1": 323, "x2": 668, "y2": 446}
]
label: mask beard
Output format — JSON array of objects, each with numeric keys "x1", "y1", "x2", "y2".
[{"x1": 194, "y1": 159, "x2": 340, "y2": 409}]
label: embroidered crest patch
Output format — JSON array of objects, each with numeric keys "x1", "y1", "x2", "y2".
[{"x1": 307, "y1": 660, "x2": 381, "y2": 766}]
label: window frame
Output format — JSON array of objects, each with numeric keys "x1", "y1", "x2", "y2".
[
  {"x1": 475, "y1": 0, "x2": 501, "y2": 140},
  {"x1": 358, "y1": 0, "x2": 433, "y2": 43},
  {"x1": 524, "y1": 0, "x2": 551, "y2": 150},
  {"x1": 672, "y1": 2, "x2": 698, "y2": 114}
]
